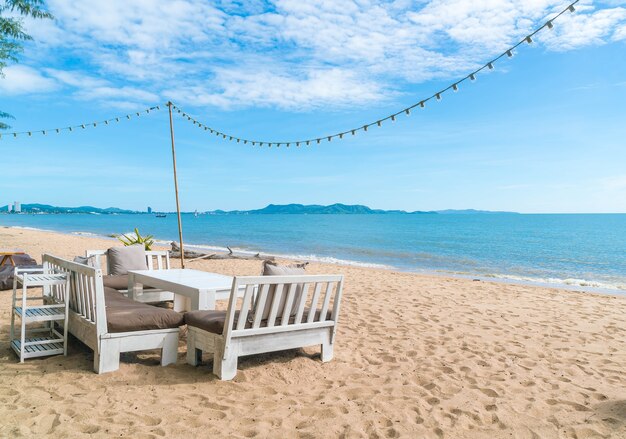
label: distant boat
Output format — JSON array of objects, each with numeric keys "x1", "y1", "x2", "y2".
[{"x1": 155, "y1": 214, "x2": 166, "y2": 218}]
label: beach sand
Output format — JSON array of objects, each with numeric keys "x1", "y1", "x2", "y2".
[{"x1": 0, "y1": 227, "x2": 624, "y2": 438}]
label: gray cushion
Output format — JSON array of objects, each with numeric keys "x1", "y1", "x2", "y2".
[
  {"x1": 106, "y1": 245, "x2": 147, "y2": 275},
  {"x1": 104, "y1": 287, "x2": 183, "y2": 333},
  {"x1": 254, "y1": 260, "x2": 308, "y2": 320}
]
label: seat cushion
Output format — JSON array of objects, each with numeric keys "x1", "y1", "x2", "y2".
[
  {"x1": 106, "y1": 245, "x2": 148, "y2": 275},
  {"x1": 103, "y1": 274, "x2": 155, "y2": 291},
  {"x1": 185, "y1": 308, "x2": 331, "y2": 335},
  {"x1": 104, "y1": 287, "x2": 184, "y2": 333}
]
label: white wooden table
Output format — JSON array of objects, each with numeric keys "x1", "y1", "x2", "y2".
[{"x1": 127, "y1": 269, "x2": 240, "y2": 311}]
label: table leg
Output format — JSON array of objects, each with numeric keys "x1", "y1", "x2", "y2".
[
  {"x1": 127, "y1": 274, "x2": 143, "y2": 301},
  {"x1": 173, "y1": 295, "x2": 187, "y2": 312},
  {"x1": 0, "y1": 255, "x2": 8, "y2": 266},
  {"x1": 193, "y1": 290, "x2": 214, "y2": 311}
]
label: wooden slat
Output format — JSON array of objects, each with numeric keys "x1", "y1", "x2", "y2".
[
  {"x1": 319, "y1": 282, "x2": 335, "y2": 322},
  {"x1": 307, "y1": 282, "x2": 323, "y2": 323},
  {"x1": 281, "y1": 283, "x2": 298, "y2": 326},
  {"x1": 267, "y1": 284, "x2": 284, "y2": 327},
  {"x1": 252, "y1": 284, "x2": 270, "y2": 329},
  {"x1": 236, "y1": 285, "x2": 255, "y2": 330},
  {"x1": 293, "y1": 283, "x2": 309, "y2": 325}
]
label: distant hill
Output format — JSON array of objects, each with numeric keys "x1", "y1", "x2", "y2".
[
  {"x1": 0, "y1": 203, "x2": 138, "y2": 214},
  {"x1": 207, "y1": 203, "x2": 436, "y2": 215}
]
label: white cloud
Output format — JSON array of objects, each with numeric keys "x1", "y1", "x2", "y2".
[
  {"x1": 11, "y1": 0, "x2": 626, "y2": 109},
  {"x1": 0, "y1": 65, "x2": 58, "y2": 95}
]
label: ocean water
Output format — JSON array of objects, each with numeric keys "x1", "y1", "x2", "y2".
[{"x1": 1, "y1": 213, "x2": 625, "y2": 292}]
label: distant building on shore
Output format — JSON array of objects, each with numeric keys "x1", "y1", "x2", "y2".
[
  {"x1": 13, "y1": 201, "x2": 21, "y2": 213},
  {"x1": 147, "y1": 206, "x2": 153, "y2": 214},
  {"x1": 7, "y1": 203, "x2": 13, "y2": 213}
]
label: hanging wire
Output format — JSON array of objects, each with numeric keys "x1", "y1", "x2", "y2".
[
  {"x1": 0, "y1": 0, "x2": 579, "y2": 144},
  {"x1": 171, "y1": 0, "x2": 579, "y2": 147},
  {"x1": 0, "y1": 105, "x2": 161, "y2": 139}
]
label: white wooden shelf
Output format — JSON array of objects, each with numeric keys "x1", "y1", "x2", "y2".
[{"x1": 10, "y1": 268, "x2": 70, "y2": 362}]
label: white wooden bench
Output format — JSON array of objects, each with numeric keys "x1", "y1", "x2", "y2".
[
  {"x1": 186, "y1": 274, "x2": 344, "y2": 380},
  {"x1": 86, "y1": 249, "x2": 174, "y2": 302},
  {"x1": 43, "y1": 254, "x2": 181, "y2": 374}
]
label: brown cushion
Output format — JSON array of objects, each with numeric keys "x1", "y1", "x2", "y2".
[
  {"x1": 103, "y1": 274, "x2": 155, "y2": 291},
  {"x1": 106, "y1": 245, "x2": 147, "y2": 275},
  {"x1": 104, "y1": 287, "x2": 183, "y2": 333},
  {"x1": 254, "y1": 260, "x2": 308, "y2": 320},
  {"x1": 185, "y1": 308, "x2": 330, "y2": 335}
]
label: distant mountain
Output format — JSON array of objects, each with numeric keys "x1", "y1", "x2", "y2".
[
  {"x1": 0, "y1": 203, "x2": 138, "y2": 214},
  {"x1": 0, "y1": 203, "x2": 518, "y2": 215},
  {"x1": 207, "y1": 203, "x2": 436, "y2": 215},
  {"x1": 435, "y1": 209, "x2": 519, "y2": 215}
]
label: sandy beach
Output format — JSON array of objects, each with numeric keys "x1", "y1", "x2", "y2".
[{"x1": 0, "y1": 226, "x2": 624, "y2": 438}]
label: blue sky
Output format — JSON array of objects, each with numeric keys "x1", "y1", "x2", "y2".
[{"x1": 1, "y1": 0, "x2": 625, "y2": 213}]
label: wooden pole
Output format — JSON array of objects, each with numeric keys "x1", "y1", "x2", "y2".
[{"x1": 167, "y1": 101, "x2": 185, "y2": 269}]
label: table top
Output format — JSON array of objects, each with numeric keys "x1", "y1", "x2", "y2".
[
  {"x1": 0, "y1": 249, "x2": 25, "y2": 256},
  {"x1": 128, "y1": 269, "x2": 234, "y2": 291}
]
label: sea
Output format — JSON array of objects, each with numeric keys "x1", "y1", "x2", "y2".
[{"x1": 1, "y1": 213, "x2": 625, "y2": 294}]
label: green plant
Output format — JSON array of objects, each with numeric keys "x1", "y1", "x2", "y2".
[{"x1": 118, "y1": 228, "x2": 154, "y2": 250}]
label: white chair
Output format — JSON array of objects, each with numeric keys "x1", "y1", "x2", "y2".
[
  {"x1": 186, "y1": 274, "x2": 344, "y2": 380},
  {"x1": 86, "y1": 249, "x2": 174, "y2": 302}
]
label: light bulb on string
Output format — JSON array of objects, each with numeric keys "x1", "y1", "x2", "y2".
[
  {"x1": 405, "y1": 108, "x2": 411, "y2": 115},
  {"x1": 487, "y1": 62, "x2": 494, "y2": 70},
  {"x1": 525, "y1": 36, "x2": 533, "y2": 44},
  {"x1": 469, "y1": 73, "x2": 476, "y2": 81},
  {"x1": 568, "y1": 5, "x2": 575, "y2": 12},
  {"x1": 377, "y1": 120, "x2": 382, "y2": 126},
  {"x1": 546, "y1": 20, "x2": 554, "y2": 29},
  {"x1": 420, "y1": 101, "x2": 426, "y2": 108},
  {"x1": 436, "y1": 93, "x2": 442, "y2": 101},
  {"x1": 391, "y1": 115, "x2": 396, "y2": 122},
  {"x1": 363, "y1": 125, "x2": 368, "y2": 132},
  {"x1": 506, "y1": 50, "x2": 513, "y2": 58},
  {"x1": 452, "y1": 84, "x2": 458, "y2": 92}
]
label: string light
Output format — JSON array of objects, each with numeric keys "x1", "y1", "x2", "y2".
[{"x1": 2, "y1": 1, "x2": 579, "y2": 145}]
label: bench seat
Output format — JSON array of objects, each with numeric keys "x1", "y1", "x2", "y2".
[{"x1": 104, "y1": 287, "x2": 183, "y2": 333}]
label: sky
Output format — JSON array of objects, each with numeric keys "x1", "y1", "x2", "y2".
[{"x1": 0, "y1": 0, "x2": 625, "y2": 213}]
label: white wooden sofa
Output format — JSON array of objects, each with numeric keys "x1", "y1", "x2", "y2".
[
  {"x1": 42, "y1": 254, "x2": 183, "y2": 374},
  {"x1": 185, "y1": 274, "x2": 344, "y2": 380},
  {"x1": 85, "y1": 249, "x2": 174, "y2": 303}
]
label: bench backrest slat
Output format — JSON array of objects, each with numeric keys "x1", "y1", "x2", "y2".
[
  {"x1": 223, "y1": 274, "x2": 344, "y2": 339},
  {"x1": 42, "y1": 254, "x2": 107, "y2": 336}
]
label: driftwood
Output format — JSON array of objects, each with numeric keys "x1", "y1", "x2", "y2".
[{"x1": 169, "y1": 242, "x2": 274, "y2": 262}]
